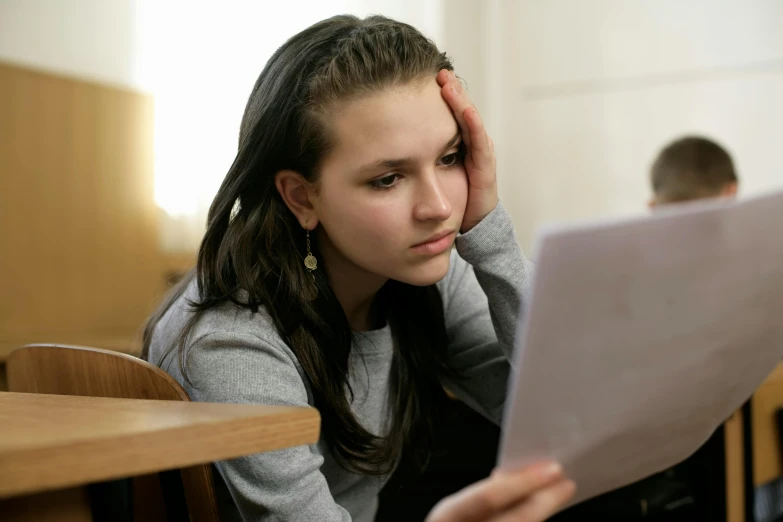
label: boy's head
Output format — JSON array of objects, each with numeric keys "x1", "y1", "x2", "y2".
[{"x1": 649, "y1": 136, "x2": 739, "y2": 207}]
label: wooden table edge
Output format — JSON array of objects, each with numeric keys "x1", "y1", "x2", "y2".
[{"x1": 0, "y1": 406, "x2": 320, "y2": 498}]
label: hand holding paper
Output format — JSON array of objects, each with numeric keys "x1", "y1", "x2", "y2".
[{"x1": 498, "y1": 190, "x2": 783, "y2": 509}]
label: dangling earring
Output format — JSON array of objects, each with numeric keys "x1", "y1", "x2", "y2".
[
  {"x1": 304, "y1": 230, "x2": 318, "y2": 272},
  {"x1": 303, "y1": 229, "x2": 318, "y2": 301}
]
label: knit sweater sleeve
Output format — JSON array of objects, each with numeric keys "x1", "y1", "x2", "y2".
[{"x1": 438, "y1": 201, "x2": 532, "y2": 423}]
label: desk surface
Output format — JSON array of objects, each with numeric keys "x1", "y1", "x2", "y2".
[{"x1": 0, "y1": 392, "x2": 320, "y2": 498}]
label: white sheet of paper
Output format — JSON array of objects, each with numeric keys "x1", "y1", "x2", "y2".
[{"x1": 498, "y1": 189, "x2": 783, "y2": 509}]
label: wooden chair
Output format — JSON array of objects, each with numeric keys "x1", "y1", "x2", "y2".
[{"x1": 6, "y1": 344, "x2": 221, "y2": 522}]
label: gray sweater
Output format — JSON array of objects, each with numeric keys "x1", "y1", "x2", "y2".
[{"x1": 148, "y1": 202, "x2": 531, "y2": 522}]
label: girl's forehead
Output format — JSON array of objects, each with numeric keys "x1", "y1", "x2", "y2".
[{"x1": 322, "y1": 81, "x2": 459, "y2": 169}]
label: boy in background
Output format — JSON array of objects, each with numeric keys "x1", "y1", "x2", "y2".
[
  {"x1": 649, "y1": 135, "x2": 739, "y2": 207},
  {"x1": 646, "y1": 135, "x2": 783, "y2": 522}
]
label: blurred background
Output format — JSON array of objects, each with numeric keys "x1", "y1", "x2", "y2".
[{"x1": 1, "y1": 0, "x2": 782, "y2": 377}]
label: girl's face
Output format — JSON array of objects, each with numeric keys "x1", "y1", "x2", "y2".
[{"x1": 313, "y1": 78, "x2": 468, "y2": 287}]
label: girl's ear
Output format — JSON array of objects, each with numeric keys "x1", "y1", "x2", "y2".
[
  {"x1": 275, "y1": 170, "x2": 319, "y2": 229},
  {"x1": 721, "y1": 182, "x2": 739, "y2": 199}
]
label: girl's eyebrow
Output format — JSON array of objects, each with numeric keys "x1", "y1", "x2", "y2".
[
  {"x1": 357, "y1": 130, "x2": 462, "y2": 174},
  {"x1": 358, "y1": 157, "x2": 416, "y2": 175}
]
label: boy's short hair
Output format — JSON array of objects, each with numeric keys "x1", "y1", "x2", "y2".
[{"x1": 650, "y1": 136, "x2": 738, "y2": 203}]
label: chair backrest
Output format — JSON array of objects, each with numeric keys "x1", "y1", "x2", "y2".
[{"x1": 7, "y1": 344, "x2": 220, "y2": 522}]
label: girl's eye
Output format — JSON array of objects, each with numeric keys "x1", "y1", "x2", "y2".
[
  {"x1": 440, "y1": 149, "x2": 466, "y2": 167},
  {"x1": 370, "y1": 174, "x2": 402, "y2": 190},
  {"x1": 441, "y1": 153, "x2": 459, "y2": 167}
]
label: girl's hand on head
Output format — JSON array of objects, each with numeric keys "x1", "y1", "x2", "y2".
[
  {"x1": 437, "y1": 69, "x2": 499, "y2": 233},
  {"x1": 425, "y1": 461, "x2": 575, "y2": 522}
]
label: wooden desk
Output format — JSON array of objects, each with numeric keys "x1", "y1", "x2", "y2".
[{"x1": 0, "y1": 392, "x2": 320, "y2": 500}]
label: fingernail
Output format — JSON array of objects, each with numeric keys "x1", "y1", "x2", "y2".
[{"x1": 449, "y1": 84, "x2": 457, "y2": 95}]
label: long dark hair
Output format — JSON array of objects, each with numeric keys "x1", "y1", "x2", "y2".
[{"x1": 142, "y1": 14, "x2": 459, "y2": 476}]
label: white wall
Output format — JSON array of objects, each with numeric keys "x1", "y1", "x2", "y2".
[
  {"x1": 0, "y1": 0, "x2": 144, "y2": 90},
  {"x1": 443, "y1": 0, "x2": 783, "y2": 252},
  {"x1": 4, "y1": 1, "x2": 780, "y2": 255},
  {"x1": 483, "y1": 0, "x2": 783, "y2": 252}
]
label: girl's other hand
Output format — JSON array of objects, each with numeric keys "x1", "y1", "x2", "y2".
[{"x1": 425, "y1": 461, "x2": 575, "y2": 522}]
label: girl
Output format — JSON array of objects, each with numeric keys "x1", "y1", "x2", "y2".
[{"x1": 143, "y1": 14, "x2": 574, "y2": 522}]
